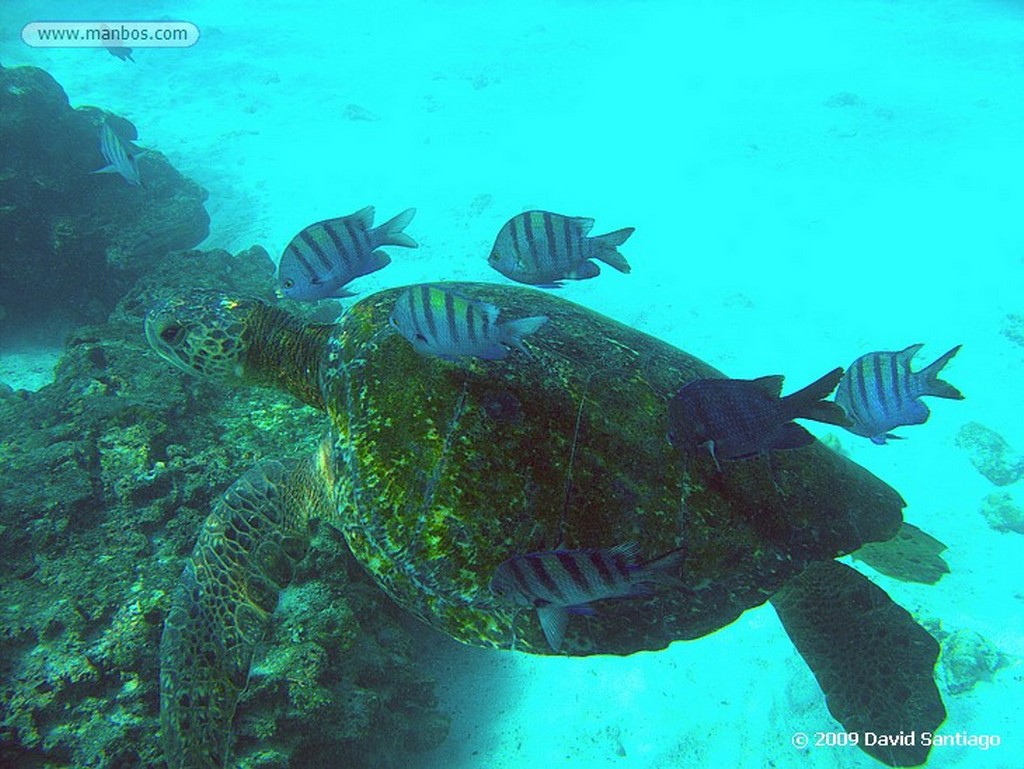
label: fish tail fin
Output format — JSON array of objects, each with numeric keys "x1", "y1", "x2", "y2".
[
  {"x1": 641, "y1": 545, "x2": 686, "y2": 587},
  {"x1": 591, "y1": 227, "x2": 634, "y2": 273},
  {"x1": 375, "y1": 207, "x2": 418, "y2": 249},
  {"x1": 501, "y1": 315, "x2": 549, "y2": 356},
  {"x1": 784, "y1": 367, "x2": 852, "y2": 427},
  {"x1": 918, "y1": 345, "x2": 964, "y2": 400}
]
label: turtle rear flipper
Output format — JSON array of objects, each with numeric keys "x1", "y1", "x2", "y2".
[
  {"x1": 852, "y1": 522, "x2": 950, "y2": 585},
  {"x1": 771, "y1": 561, "x2": 946, "y2": 768},
  {"x1": 160, "y1": 460, "x2": 312, "y2": 769}
]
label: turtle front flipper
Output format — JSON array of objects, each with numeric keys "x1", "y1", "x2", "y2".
[
  {"x1": 160, "y1": 460, "x2": 314, "y2": 768},
  {"x1": 771, "y1": 560, "x2": 946, "y2": 767}
]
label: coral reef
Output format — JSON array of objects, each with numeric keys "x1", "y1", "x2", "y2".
[
  {"x1": 0, "y1": 64, "x2": 210, "y2": 344},
  {"x1": 979, "y1": 491, "x2": 1024, "y2": 534},
  {"x1": 938, "y1": 629, "x2": 1008, "y2": 696},
  {"x1": 954, "y1": 421, "x2": 1024, "y2": 486},
  {"x1": 0, "y1": 245, "x2": 448, "y2": 767}
]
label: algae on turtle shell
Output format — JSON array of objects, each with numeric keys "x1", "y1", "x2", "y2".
[{"x1": 147, "y1": 282, "x2": 946, "y2": 768}]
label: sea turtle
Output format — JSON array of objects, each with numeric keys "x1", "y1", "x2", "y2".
[{"x1": 145, "y1": 282, "x2": 946, "y2": 768}]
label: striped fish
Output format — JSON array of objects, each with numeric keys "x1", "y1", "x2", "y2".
[
  {"x1": 277, "y1": 206, "x2": 416, "y2": 301},
  {"x1": 834, "y1": 344, "x2": 964, "y2": 445},
  {"x1": 489, "y1": 543, "x2": 685, "y2": 652},
  {"x1": 488, "y1": 210, "x2": 634, "y2": 287},
  {"x1": 92, "y1": 122, "x2": 141, "y2": 187},
  {"x1": 389, "y1": 284, "x2": 548, "y2": 361}
]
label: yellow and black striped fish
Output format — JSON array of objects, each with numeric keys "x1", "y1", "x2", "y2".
[
  {"x1": 489, "y1": 543, "x2": 684, "y2": 652},
  {"x1": 278, "y1": 206, "x2": 416, "y2": 301},
  {"x1": 389, "y1": 284, "x2": 547, "y2": 361},
  {"x1": 488, "y1": 210, "x2": 634, "y2": 287}
]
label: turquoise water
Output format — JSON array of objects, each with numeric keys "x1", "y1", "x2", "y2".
[{"x1": 1, "y1": 1, "x2": 1022, "y2": 767}]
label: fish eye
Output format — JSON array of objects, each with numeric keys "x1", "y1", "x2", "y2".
[
  {"x1": 159, "y1": 324, "x2": 186, "y2": 346},
  {"x1": 282, "y1": 278, "x2": 295, "y2": 289}
]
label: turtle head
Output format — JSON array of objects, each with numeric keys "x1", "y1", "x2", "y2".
[{"x1": 145, "y1": 290, "x2": 259, "y2": 382}]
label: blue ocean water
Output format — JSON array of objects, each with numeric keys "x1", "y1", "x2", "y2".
[{"x1": 1, "y1": 1, "x2": 1022, "y2": 767}]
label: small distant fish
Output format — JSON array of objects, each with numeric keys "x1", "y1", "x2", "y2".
[
  {"x1": 92, "y1": 123, "x2": 141, "y2": 186},
  {"x1": 106, "y1": 46, "x2": 135, "y2": 62},
  {"x1": 488, "y1": 210, "x2": 634, "y2": 287},
  {"x1": 278, "y1": 206, "x2": 416, "y2": 301},
  {"x1": 389, "y1": 285, "x2": 548, "y2": 361},
  {"x1": 834, "y1": 344, "x2": 964, "y2": 445},
  {"x1": 668, "y1": 368, "x2": 851, "y2": 466},
  {"x1": 490, "y1": 543, "x2": 685, "y2": 652}
]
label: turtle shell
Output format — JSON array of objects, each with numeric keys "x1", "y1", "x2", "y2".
[{"x1": 316, "y1": 282, "x2": 903, "y2": 655}]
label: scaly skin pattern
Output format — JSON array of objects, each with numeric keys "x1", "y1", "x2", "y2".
[{"x1": 159, "y1": 452, "x2": 336, "y2": 769}]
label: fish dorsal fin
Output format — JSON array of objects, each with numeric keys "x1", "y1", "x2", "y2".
[
  {"x1": 897, "y1": 343, "x2": 925, "y2": 368},
  {"x1": 607, "y1": 541, "x2": 642, "y2": 566},
  {"x1": 572, "y1": 217, "x2": 595, "y2": 237},
  {"x1": 752, "y1": 374, "x2": 785, "y2": 397},
  {"x1": 350, "y1": 205, "x2": 375, "y2": 229}
]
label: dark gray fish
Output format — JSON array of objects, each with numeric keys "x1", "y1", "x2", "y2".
[
  {"x1": 834, "y1": 344, "x2": 963, "y2": 445},
  {"x1": 668, "y1": 368, "x2": 851, "y2": 466},
  {"x1": 488, "y1": 210, "x2": 634, "y2": 287},
  {"x1": 489, "y1": 543, "x2": 684, "y2": 652},
  {"x1": 389, "y1": 284, "x2": 547, "y2": 361},
  {"x1": 106, "y1": 46, "x2": 135, "y2": 62},
  {"x1": 278, "y1": 206, "x2": 416, "y2": 301},
  {"x1": 92, "y1": 122, "x2": 141, "y2": 186}
]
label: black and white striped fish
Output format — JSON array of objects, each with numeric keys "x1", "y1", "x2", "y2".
[
  {"x1": 389, "y1": 285, "x2": 548, "y2": 361},
  {"x1": 92, "y1": 122, "x2": 141, "y2": 187},
  {"x1": 488, "y1": 210, "x2": 634, "y2": 287},
  {"x1": 834, "y1": 344, "x2": 964, "y2": 445},
  {"x1": 489, "y1": 543, "x2": 685, "y2": 652},
  {"x1": 277, "y1": 206, "x2": 416, "y2": 301}
]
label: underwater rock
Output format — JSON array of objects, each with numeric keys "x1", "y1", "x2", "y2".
[
  {"x1": 939, "y1": 628, "x2": 1007, "y2": 695},
  {"x1": 1000, "y1": 313, "x2": 1024, "y2": 348},
  {"x1": 979, "y1": 491, "x2": 1024, "y2": 534},
  {"x1": 954, "y1": 421, "x2": 1024, "y2": 486},
  {"x1": 234, "y1": 531, "x2": 449, "y2": 765},
  {"x1": 823, "y1": 90, "x2": 863, "y2": 108},
  {"x1": 0, "y1": 64, "x2": 210, "y2": 344},
  {"x1": 0, "y1": 245, "x2": 447, "y2": 767}
]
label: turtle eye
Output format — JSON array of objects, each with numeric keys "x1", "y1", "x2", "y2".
[
  {"x1": 282, "y1": 278, "x2": 295, "y2": 289},
  {"x1": 160, "y1": 324, "x2": 186, "y2": 346}
]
